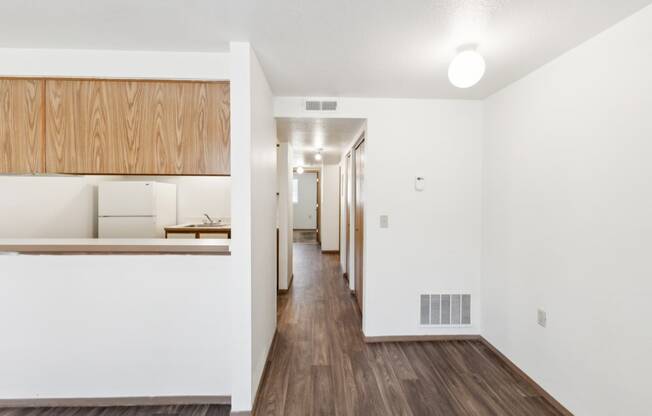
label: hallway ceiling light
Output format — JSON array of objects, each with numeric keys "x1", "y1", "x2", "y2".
[
  {"x1": 314, "y1": 149, "x2": 322, "y2": 161},
  {"x1": 296, "y1": 166, "x2": 304, "y2": 174},
  {"x1": 448, "y1": 49, "x2": 486, "y2": 89}
]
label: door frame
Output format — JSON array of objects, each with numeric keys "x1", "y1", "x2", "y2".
[
  {"x1": 293, "y1": 167, "x2": 321, "y2": 243},
  {"x1": 344, "y1": 152, "x2": 352, "y2": 280},
  {"x1": 352, "y1": 133, "x2": 365, "y2": 319}
]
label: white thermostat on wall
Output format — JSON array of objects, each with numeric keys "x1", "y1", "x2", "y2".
[{"x1": 415, "y1": 176, "x2": 425, "y2": 191}]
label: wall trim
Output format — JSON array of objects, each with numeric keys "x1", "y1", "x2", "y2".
[
  {"x1": 0, "y1": 395, "x2": 230, "y2": 408},
  {"x1": 364, "y1": 334, "x2": 481, "y2": 343},
  {"x1": 249, "y1": 330, "x2": 278, "y2": 415},
  {"x1": 479, "y1": 337, "x2": 573, "y2": 416},
  {"x1": 278, "y1": 274, "x2": 294, "y2": 294}
]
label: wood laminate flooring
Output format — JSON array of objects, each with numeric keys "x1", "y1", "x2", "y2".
[
  {"x1": 254, "y1": 241, "x2": 564, "y2": 416},
  {"x1": 293, "y1": 230, "x2": 318, "y2": 244},
  {"x1": 0, "y1": 405, "x2": 229, "y2": 416}
]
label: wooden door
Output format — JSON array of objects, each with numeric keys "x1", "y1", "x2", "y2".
[
  {"x1": 45, "y1": 79, "x2": 230, "y2": 175},
  {"x1": 0, "y1": 79, "x2": 44, "y2": 174},
  {"x1": 354, "y1": 139, "x2": 365, "y2": 313},
  {"x1": 345, "y1": 152, "x2": 352, "y2": 278}
]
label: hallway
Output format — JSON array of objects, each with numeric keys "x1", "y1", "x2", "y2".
[{"x1": 254, "y1": 243, "x2": 563, "y2": 415}]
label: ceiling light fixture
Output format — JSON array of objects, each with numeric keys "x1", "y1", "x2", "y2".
[
  {"x1": 296, "y1": 166, "x2": 304, "y2": 174},
  {"x1": 314, "y1": 149, "x2": 322, "y2": 161},
  {"x1": 448, "y1": 47, "x2": 486, "y2": 89}
]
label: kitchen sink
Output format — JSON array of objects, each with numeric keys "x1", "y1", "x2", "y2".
[{"x1": 185, "y1": 223, "x2": 229, "y2": 228}]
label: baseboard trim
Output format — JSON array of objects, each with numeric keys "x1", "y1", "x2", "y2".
[
  {"x1": 321, "y1": 250, "x2": 339, "y2": 254},
  {"x1": 479, "y1": 337, "x2": 573, "y2": 416},
  {"x1": 277, "y1": 274, "x2": 294, "y2": 294},
  {"x1": 364, "y1": 335, "x2": 481, "y2": 343},
  {"x1": 0, "y1": 395, "x2": 230, "y2": 408},
  {"x1": 248, "y1": 329, "x2": 278, "y2": 416}
]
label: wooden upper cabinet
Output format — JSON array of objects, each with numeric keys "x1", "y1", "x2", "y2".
[
  {"x1": 45, "y1": 79, "x2": 230, "y2": 175},
  {"x1": 0, "y1": 79, "x2": 44, "y2": 174}
]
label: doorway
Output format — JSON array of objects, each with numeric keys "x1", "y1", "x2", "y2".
[
  {"x1": 293, "y1": 168, "x2": 320, "y2": 243},
  {"x1": 344, "y1": 152, "x2": 352, "y2": 280}
]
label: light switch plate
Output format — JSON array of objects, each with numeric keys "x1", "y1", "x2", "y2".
[
  {"x1": 380, "y1": 215, "x2": 389, "y2": 228},
  {"x1": 537, "y1": 309, "x2": 547, "y2": 328},
  {"x1": 415, "y1": 176, "x2": 425, "y2": 191}
]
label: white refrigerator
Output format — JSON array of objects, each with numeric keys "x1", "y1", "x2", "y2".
[{"x1": 98, "y1": 182, "x2": 177, "y2": 238}]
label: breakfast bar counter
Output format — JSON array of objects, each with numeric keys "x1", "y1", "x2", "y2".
[{"x1": 0, "y1": 238, "x2": 230, "y2": 255}]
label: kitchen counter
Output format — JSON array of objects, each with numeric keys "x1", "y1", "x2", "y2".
[
  {"x1": 165, "y1": 224, "x2": 231, "y2": 238},
  {"x1": 0, "y1": 238, "x2": 230, "y2": 255}
]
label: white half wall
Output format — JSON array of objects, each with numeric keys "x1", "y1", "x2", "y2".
[
  {"x1": 0, "y1": 254, "x2": 231, "y2": 399},
  {"x1": 482, "y1": 5, "x2": 652, "y2": 415},
  {"x1": 277, "y1": 143, "x2": 294, "y2": 290},
  {"x1": 320, "y1": 164, "x2": 340, "y2": 252},
  {"x1": 275, "y1": 97, "x2": 483, "y2": 338}
]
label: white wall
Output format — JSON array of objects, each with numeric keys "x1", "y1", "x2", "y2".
[
  {"x1": 275, "y1": 98, "x2": 484, "y2": 338},
  {"x1": 277, "y1": 143, "x2": 294, "y2": 290},
  {"x1": 229, "y1": 42, "x2": 277, "y2": 413},
  {"x1": 0, "y1": 254, "x2": 232, "y2": 399},
  {"x1": 0, "y1": 176, "x2": 231, "y2": 238},
  {"x1": 320, "y1": 164, "x2": 340, "y2": 252},
  {"x1": 293, "y1": 172, "x2": 317, "y2": 229},
  {"x1": 0, "y1": 48, "x2": 229, "y2": 80},
  {"x1": 482, "y1": 5, "x2": 652, "y2": 416},
  {"x1": 248, "y1": 45, "x2": 278, "y2": 408}
]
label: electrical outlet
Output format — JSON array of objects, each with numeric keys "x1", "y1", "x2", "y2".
[{"x1": 537, "y1": 309, "x2": 547, "y2": 328}]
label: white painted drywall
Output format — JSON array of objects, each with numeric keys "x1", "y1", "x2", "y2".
[
  {"x1": 320, "y1": 164, "x2": 340, "y2": 252},
  {"x1": 229, "y1": 42, "x2": 277, "y2": 413},
  {"x1": 277, "y1": 143, "x2": 294, "y2": 290},
  {"x1": 0, "y1": 254, "x2": 232, "y2": 399},
  {"x1": 0, "y1": 48, "x2": 229, "y2": 80},
  {"x1": 249, "y1": 45, "x2": 278, "y2": 407},
  {"x1": 293, "y1": 172, "x2": 318, "y2": 229},
  {"x1": 275, "y1": 97, "x2": 484, "y2": 338},
  {"x1": 482, "y1": 5, "x2": 652, "y2": 415},
  {"x1": 0, "y1": 176, "x2": 231, "y2": 238}
]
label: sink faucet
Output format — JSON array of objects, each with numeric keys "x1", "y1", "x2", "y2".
[{"x1": 203, "y1": 213, "x2": 215, "y2": 224}]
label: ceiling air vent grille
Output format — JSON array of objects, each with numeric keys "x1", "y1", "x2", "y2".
[
  {"x1": 321, "y1": 101, "x2": 338, "y2": 111},
  {"x1": 420, "y1": 294, "x2": 471, "y2": 326},
  {"x1": 305, "y1": 100, "x2": 321, "y2": 111},
  {"x1": 305, "y1": 100, "x2": 338, "y2": 112}
]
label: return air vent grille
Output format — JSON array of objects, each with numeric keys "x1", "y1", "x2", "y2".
[
  {"x1": 305, "y1": 100, "x2": 321, "y2": 111},
  {"x1": 305, "y1": 100, "x2": 338, "y2": 111},
  {"x1": 420, "y1": 294, "x2": 471, "y2": 326}
]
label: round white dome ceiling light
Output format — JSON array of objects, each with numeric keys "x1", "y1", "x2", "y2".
[{"x1": 448, "y1": 49, "x2": 486, "y2": 89}]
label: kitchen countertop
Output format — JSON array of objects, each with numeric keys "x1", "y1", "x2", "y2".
[
  {"x1": 164, "y1": 224, "x2": 231, "y2": 231},
  {"x1": 0, "y1": 238, "x2": 230, "y2": 255}
]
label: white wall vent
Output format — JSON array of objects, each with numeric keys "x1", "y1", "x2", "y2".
[
  {"x1": 305, "y1": 100, "x2": 338, "y2": 111},
  {"x1": 321, "y1": 101, "x2": 338, "y2": 111},
  {"x1": 420, "y1": 294, "x2": 471, "y2": 326},
  {"x1": 305, "y1": 100, "x2": 321, "y2": 111}
]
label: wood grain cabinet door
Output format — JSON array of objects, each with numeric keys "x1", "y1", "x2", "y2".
[
  {"x1": 45, "y1": 79, "x2": 230, "y2": 175},
  {"x1": 0, "y1": 79, "x2": 44, "y2": 174}
]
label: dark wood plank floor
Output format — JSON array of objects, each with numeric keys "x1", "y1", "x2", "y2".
[
  {"x1": 0, "y1": 405, "x2": 229, "y2": 416},
  {"x1": 254, "y1": 240, "x2": 564, "y2": 416}
]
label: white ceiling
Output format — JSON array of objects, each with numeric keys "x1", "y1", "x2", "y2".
[
  {"x1": 1, "y1": 0, "x2": 650, "y2": 98},
  {"x1": 276, "y1": 118, "x2": 365, "y2": 166}
]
